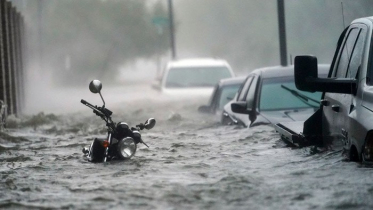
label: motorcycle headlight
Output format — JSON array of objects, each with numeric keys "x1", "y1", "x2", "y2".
[{"x1": 117, "y1": 137, "x2": 137, "y2": 159}]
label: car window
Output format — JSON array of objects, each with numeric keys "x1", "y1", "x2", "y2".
[
  {"x1": 333, "y1": 27, "x2": 360, "y2": 78},
  {"x1": 207, "y1": 84, "x2": 219, "y2": 107},
  {"x1": 246, "y1": 76, "x2": 258, "y2": 109},
  {"x1": 165, "y1": 66, "x2": 232, "y2": 88},
  {"x1": 259, "y1": 77, "x2": 322, "y2": 111},
  {"x1": 346, "y1": 26, "x2": 366, "y2": 79},
  {"x1": 218, "y1": 84, "x2": 241, "y2": 109},
  {"x1": 235, "y1": 77, "x2": 247, "y2": 99},
  {"x1": 237, "y1": 76, "x2": 253, "y2": 101}
]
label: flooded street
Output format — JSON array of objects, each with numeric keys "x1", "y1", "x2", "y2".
[
  {"x1": 0, "y1": 84, "x2": 372, "y2": 210},
  {"x1": 2, "y1": 0, "x2": 373, "y2": 209}
]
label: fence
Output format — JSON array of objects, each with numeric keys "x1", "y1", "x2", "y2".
[{"x1": 0, "y1": 0, "x2": 25, "y2": 120}]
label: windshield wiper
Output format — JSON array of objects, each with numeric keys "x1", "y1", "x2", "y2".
[{"x1": 280, "y1": 85, "x2": 320, "y2": 108}]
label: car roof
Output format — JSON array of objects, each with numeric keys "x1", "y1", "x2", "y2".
[
  {"x1": 352, "y1": 16, "x2": 373, "y2": 24},
  {"x1": 250, "y1": 64, "x2": 330, "y2": 79},
  {"x1": 218, "y1": 76, "x2": 246, "y2": 86},
  {"x1": 167, "y1": 58, "x2": 231, "y2": 68}
]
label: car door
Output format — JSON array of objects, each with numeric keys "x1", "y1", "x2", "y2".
[{"x1": 322, "y1": 24, "x2": 367, "y2": 146}]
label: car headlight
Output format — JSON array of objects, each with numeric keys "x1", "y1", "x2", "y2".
[{"x1": 117, "y1": 137, "x2": 137, "y2": 159}]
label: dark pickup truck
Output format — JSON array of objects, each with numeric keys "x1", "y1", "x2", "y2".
[{"x1": 275, "y1": 16, "x2": 373, "y2": 163}]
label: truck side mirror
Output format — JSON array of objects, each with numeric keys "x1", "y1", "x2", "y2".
[
  {"x1": 294, "y1": 56, "x2": 318, "y2": 92},
  {"x1": 294, "y1": 55, "x2": 357, "y2": 94}
]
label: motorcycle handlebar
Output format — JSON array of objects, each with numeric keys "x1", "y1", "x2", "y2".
[
  {"x1": 81, "y1": 99, "x2": 99, "y2": 112},
  {"x1": 81, "y1": 99, "x2": 90, "y2": 106},
  {"x1": 81, "y1": 99, "x2": 111, "y2": 119}
]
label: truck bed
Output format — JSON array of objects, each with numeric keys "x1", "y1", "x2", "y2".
[{"x1": 275, "y1": 121, "x2": 307, "y2": 147}]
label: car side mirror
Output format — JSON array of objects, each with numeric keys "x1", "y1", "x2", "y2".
[
  {"x1": 231, "y1": 101, "x2": 251, "y2": 114},
  {"x1": 231, "y1": 101, "x2": 257, "y2": 123},
  {"x1": 295, "y1": 55, "x2": 357, "y2": 94}
]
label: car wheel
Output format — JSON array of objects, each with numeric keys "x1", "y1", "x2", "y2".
[{"x1": 349, "y1": 145, "x2": 360, "y2": 162}]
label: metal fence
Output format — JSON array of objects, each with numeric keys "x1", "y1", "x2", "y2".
[{"x1": 0, "y1": 0, "x2": 25, "y2": 120}]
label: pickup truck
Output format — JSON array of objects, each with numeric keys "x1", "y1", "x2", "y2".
[{"x1": 275, "y1": 16, "x2": 373, "y2": 163}]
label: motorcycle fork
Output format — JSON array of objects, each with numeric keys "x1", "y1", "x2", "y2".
[{"x1": 104, "y1": 133, "x2": 112, "y2": 163}]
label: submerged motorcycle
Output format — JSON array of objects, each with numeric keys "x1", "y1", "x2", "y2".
[{"x1": 81, "y1": 80, "x2": 156, "y2": 162}]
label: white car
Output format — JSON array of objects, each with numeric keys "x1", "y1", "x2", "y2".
[{"x1": 153, "y1": 58, "x2": 235, "y2": 100}]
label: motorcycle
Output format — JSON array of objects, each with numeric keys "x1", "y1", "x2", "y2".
[{"x1": 81, "y1": 80, "x2": 156, "y2": 162}]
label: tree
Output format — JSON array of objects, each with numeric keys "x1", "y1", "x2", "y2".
[{"x1": 25, "y1": 0, "x2": 169, "y2": 84}]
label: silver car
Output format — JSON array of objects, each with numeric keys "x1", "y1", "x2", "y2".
[{"x1": 222, "y1": 65, "x2": 329, "y2": 127}]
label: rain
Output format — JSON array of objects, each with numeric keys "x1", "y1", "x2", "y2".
[{"x1": 1, "y1": 0, "x2": 373, "y2": 209}]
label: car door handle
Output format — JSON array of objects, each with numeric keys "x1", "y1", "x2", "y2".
[
  {"x1": 321, "y1": 99, "x2": 329, "y2": 106},
  {"x1": 332, "y1": 105, "x2": 340, "y2": 112}
]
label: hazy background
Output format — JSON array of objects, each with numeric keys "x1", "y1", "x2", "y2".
[{"x1": 7, "y1": 0, "x2": 373, "y2": 113}]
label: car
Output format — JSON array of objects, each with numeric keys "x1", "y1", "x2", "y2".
[
  {"x1": 198, "y1": 76, "x2": 245, "y2": 115},
  {"x1": 276, "y1": 16, "x2": 373, "y2": 162},
  {"x1": 221, "y1": 65, "x2": 329, "y2": 127},
  {"x1": 152, "y1": 58, "x2": 235, "y2": 100}
]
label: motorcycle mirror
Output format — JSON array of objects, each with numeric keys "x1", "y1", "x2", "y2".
[
  {"x1": 89, "y1": 80, "x2": 102, "y2": 94},
  {"x1": 144, "y1": 118, "x2": 156, "y2": 130}
]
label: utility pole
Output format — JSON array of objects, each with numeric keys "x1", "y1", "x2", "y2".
[
  {"x1": 37, "y1": 0, "x2": 43, "y2": 71},
  {"x1": 168, "y1": 0, "x2": 176, "y2": 60},
  {"x1": 277, "y1": 0, "x2": 288, "y2": 66}
]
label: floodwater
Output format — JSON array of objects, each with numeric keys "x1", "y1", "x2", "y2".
[{"x1": 1, "y1": 83, "x2": 373, "y2": 210}]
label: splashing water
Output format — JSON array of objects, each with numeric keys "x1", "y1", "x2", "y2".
[{"x1": 1, "y1": 85, "x2": 373, "y2": 210}]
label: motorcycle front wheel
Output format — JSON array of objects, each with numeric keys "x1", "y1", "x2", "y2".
[{"x1": 89, "y1": 138, "x2": 106, "y2": 162}]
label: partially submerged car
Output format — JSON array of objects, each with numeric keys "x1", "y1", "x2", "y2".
[
  {"x1": 276, "y1": 16, "x2": 373, "y2": 162},
  {"x1": 153, "y1": 58, "x2": 235, "y2": 100},
  {"x1": 221, "y1": 65, "x2": 329, "y2": 127},
  {"x1": 198, "y1": 76, "x2": 245, "y2": 115}
]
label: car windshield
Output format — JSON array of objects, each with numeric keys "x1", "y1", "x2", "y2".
[
  {"x1": 218, "y1": 84, "x2": 241, "y2": 109},
  {"x1": 165, "y1": 66, "x2": 232, "y2": 88},
  {"x1": 259, "y1": 77, "x2": 322, "y2": 111}
]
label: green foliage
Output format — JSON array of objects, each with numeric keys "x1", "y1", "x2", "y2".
[
  {"x1": 25, "y1": 0, "x2": 169, "y2": 84},
  {"x1": 21, "y1": 0, "x2": 373, "y2": 81}
]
